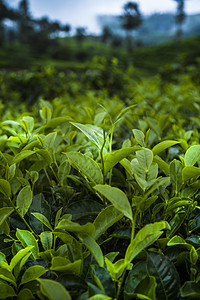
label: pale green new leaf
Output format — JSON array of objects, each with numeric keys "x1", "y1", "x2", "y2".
[
  {"x1": 12, "y1": 150, "x2": 34, "y2": 164},
  {"x1": 44, "y1": 132, "x2": 57, "y2": 150},
  {"x1": 125, "y1": 221, "x2": 170, "y2": 263},
  {"x1": 16, "y1": 185, "x2": 33, "y2": 217},
  {"x1": 0, "y1": 207, "x2": 14, "y2": 226},
  {"x1": 103, "y1": 147, "x2": 136, "y2": 175},
  {"x1": 94, "y1": 185, "x2": 133, "y2": 221},
  {"x1": 38, "y1": 278, "x2": 71, "y2": 300},
  {"x1": 136, "y1": 148, "x2": 153, "y2": 172},
  {"x1": 182, "y1": 166, "x2": 200, "y2": 182},
  {"x1": 132, "y1": 129, "x2": 145, "y2": 147},
  {"x1": 40, "y1": 231, "x2": 53, "y2": 250},
  {"x1": 16, "y1": 229, "x2": 39, "y2": 259},
  {"x1": 78, "y1": 234, "x2": 104, "y2": 267},
  {"x1": 0, "y1": 268, "x2": 16, "y2": 287},
  {"x1": 31, "y1": 212, "x2": 53, "y2": 231},
  {"x1": 152, "y1": 141, "x2": 179, "y2": 156},
  {"x1": 0, "y1": 179, "x2": 11, "y2": 198},
  {"x1": 10, "y1": 246, "x2": 34, "y2": 271},
  {"x1": 20, "y1": 265, "x2": 47, "y2": 285},
  {"x1": 67, "y1": 152, "x2": 103, "y2": 184},
  {"x1": 93, "y1": 205, "x2": 123, "y2": 240},
  {"x1": 184, "y1": 145, "x2": 200, "y2": 166}
]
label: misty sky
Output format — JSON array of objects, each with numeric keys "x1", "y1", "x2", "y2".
[{"x1": 7, "y1": 0, "x2": 200, "y2": 34}]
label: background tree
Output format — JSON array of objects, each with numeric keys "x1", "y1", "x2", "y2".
[
  {"x1": 75, "y1": 27, "x2": 86, "y2": 45},
  {"x1": 174, "y1": 0, "x2": 186, "y2": 38},
  {"x1": 120, "y1": 2, "x2": 142, "y2": 52},
  {"x1": 101, "y1": 25, "x2": 113, "y2": 43},
  {"x1": 17, "y1": 0, "x2": 34, "y2": 42}
]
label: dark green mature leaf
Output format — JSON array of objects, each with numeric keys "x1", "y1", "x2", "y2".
[
  {"x1": 0, "y1": 207, "x2": 14, "y2": 226},
  {"x1": 0, "y1": 179, "x2": 11, "y2": 198},
  {"x1": 103, "y1": 147, "x2": 136, "y2": 175},
  {"x1": 184, "y1": 145, "x2": 200, "y2": 166},
  {"x1": 17, "y1": 288, "x2": 34, "y2": 300},
  {"x1": 124, "y1": 261, "x2": 148, "y2": 293},
  {"x1": 92, "y1": 264, "x2": 116, "y2": 297},
  {"x1": 180, "y1": 281, "x2": 200, "y2": 298},
  {"x1": 16, "y1": 229, "x2": 39, "y2": 259},
  {"x1": 94, "y1": 185, "x2": 132, "y2": 220},
  {"x1": 38, "y1": 278, "x2": 72, "y2": 300},
  {"x1": 0, "y1": 283, "x2": 16, "y2": 298},
  {"x1": 93, "y1": 205, "x2": 123, "y2": 240},
  {"x1": 147, "y1": 251, "x2": 180, "y2": 300},
  {"x1": 16, "y1": 185, "x2": 33, "y2": 217},
  {"x1": 67, "y1": 152, "x2": 103, "y2": 184}
]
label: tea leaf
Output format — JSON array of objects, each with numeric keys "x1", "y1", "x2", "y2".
[
  {"x1": 0, "y1": 179, "x2": 11, "y2": 198},
  {"x1": 20, "y1": 265, "x2": 47, "y2": 285},
  {"x1": 136, "y1": 148, "x2": 153, "y2": 172},
  {"x1": 16, "y1": 229, "x2": 39, "y2": 259},
  {"x1": 40, "y1": 231, "x2": 53, "y2": 250},
  {"x1": 0, "y1": 207, "x2": 14, "y2": 225},
  {"x1": 13, "y1": 150, "x2": 34, "y2": 164},
  {"x1": 67, "y1": 152, "x2": 103, "y2": 184},
  {"x1": 103, "y1": 147, "x2": 136, "y2": 175},
  {"x1": 170, "y1": 159, "x2": 183, "y2": 194},
  {"x1": 132, "y1": 129, "x2": 145, "y2": 147},
  {"x1": 38, "y1": 278, "x2": 71, "y2": 300},
  {"x1": 94, "y1": 185, "x2": 133, "y2": 221},
  {"x1": 152, "y1": 141, "x2": 179, "y2": 156},
  {"x1": 31, "y1": 212, "x2": 53, "y2": 231},
  {"x1": 10, "y1": 246, "x2": 34, "y2": 271},
  {"x1": 16, "y1": 185, "x2": 33, "y2": 217},
  {"x1": 184, "y1": 145, "x2": 200, "y2": 166},
  {"x1": 93, "y1": 205, "x2": 123, "y2": 240},
  {"x1": 0, "y1": 284, "x2": 16, "y2": 298}
]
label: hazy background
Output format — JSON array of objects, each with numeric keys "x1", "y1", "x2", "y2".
[{"x1": 6, "y1": 0, "x2": 200, "y2": 34}]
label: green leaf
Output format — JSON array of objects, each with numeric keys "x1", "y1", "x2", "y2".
[
  {"x1": 78, "y1": 234, "x2": 104, "y2": 267},
  {"x1": 12, "y1": 150, "x2": 34, "y2": 164},
  {"x1": 103, "y1": 147, "x2": 136, "y2": 175},
  {"x1": 35, "y1": 149, "x2": 52, "y2": 166},
  {"x1": 40, "y1": 106, "x2": 52, "y2": 122},
  {"x1": 132, "y1": 129, "x2": 145, "y2": 147},
  {"x1": 136, "y1": 148, "x2": 153, "y2": 172},
  {"x1": 152, "y1": 141, "x2": 179, "y2": 156},
  {"x1": 131, "y1": 158, "x2": 147, "y2": 191},
  {"x1": 44, "y1": 132, "x2": 57, "y2": 150},
  {"x1": 45, "y1": 117, "x2": 70, "y2": 128},
  {"x1": 17, "y1": 288, "x2": 34, "y2": 300},
  {"x1": 16, "y1": 185, "x2": 33, "y2": 217},
  {"x1": 182, "y1": 166, "x2": 200, "y2": 182},
  {"x1": 134, "y1": 276, "x2": 157, "y2": 300},
  {"x1": 67, "y1": 152, "x2": 103, "y2": 184},
  {"x1": 94, "y1": 185, "x2": 133, "y2": 221},
  {"x1": 93, "y1": 205, "x2": 123, "y2": 240},
  {"x1": 0, "y1": 283, "x2": 16, "y2": 298},
  {"x1": 125, "y1": 261, "x2": 147, "y2": 293},
  {"x1": 125, "y1": 222, "x2": 170, "y2": 263},
  {"x1": 40, "y1": 231, "x2": 53, "y2": 250},
  {"x1": 0, "y1": 268, "x2": 16, "y2": 287},
  {"x1": 70, "y1": 122, "x2": 107, "y2": 149},
  {"x1": 180, "y1": 281, "x2": 200, "y2": 298},
  {"x1": 88, "y1": 296, "x2": 112, "y2": 300},
  {"x1": 0, "y1": 207, "x2": 14, "y2": 226},
  {"x1": 31, "y1": 212, "x2": 53, "y2": 231},
  {"x1": 50, "y1": 257, "x2": 82, "y2": 274},
  {"x1": 38, "y1": 278, "x2": 71, "y2": 300},
  {"x1": 170, "y1": 159, "x2": 183, "y2": 195},
  {"x1": 184, "y1": 145, "x2": 200, "y2": 166},
  {"x1": 10, "y1": 246, "x2": 34, "y2": 271},
  {"x1": 16, "y1": 229, "x2": 39, "y2": 259},
  {"x1": 20, "y1": 116, "x2": 34, "y2": 133},
  {"x1": 147, "y1": 251, "x2": 180, "y2": 300},
  {"x1": 55, "y1": 219, "x2": 95, "y2": 236},
  {"x1": 105, "y1": 257, "x2": 128, "y2": 281},
  {"x1": 20, "y1": 265, "x2": 47, "y2": 285},
  {"x1": 58, "y1": 161, "x2": 70, "y2": 185},
  {"x1": 0, "y1": 179, "x2": 11, "y2": 198}
]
